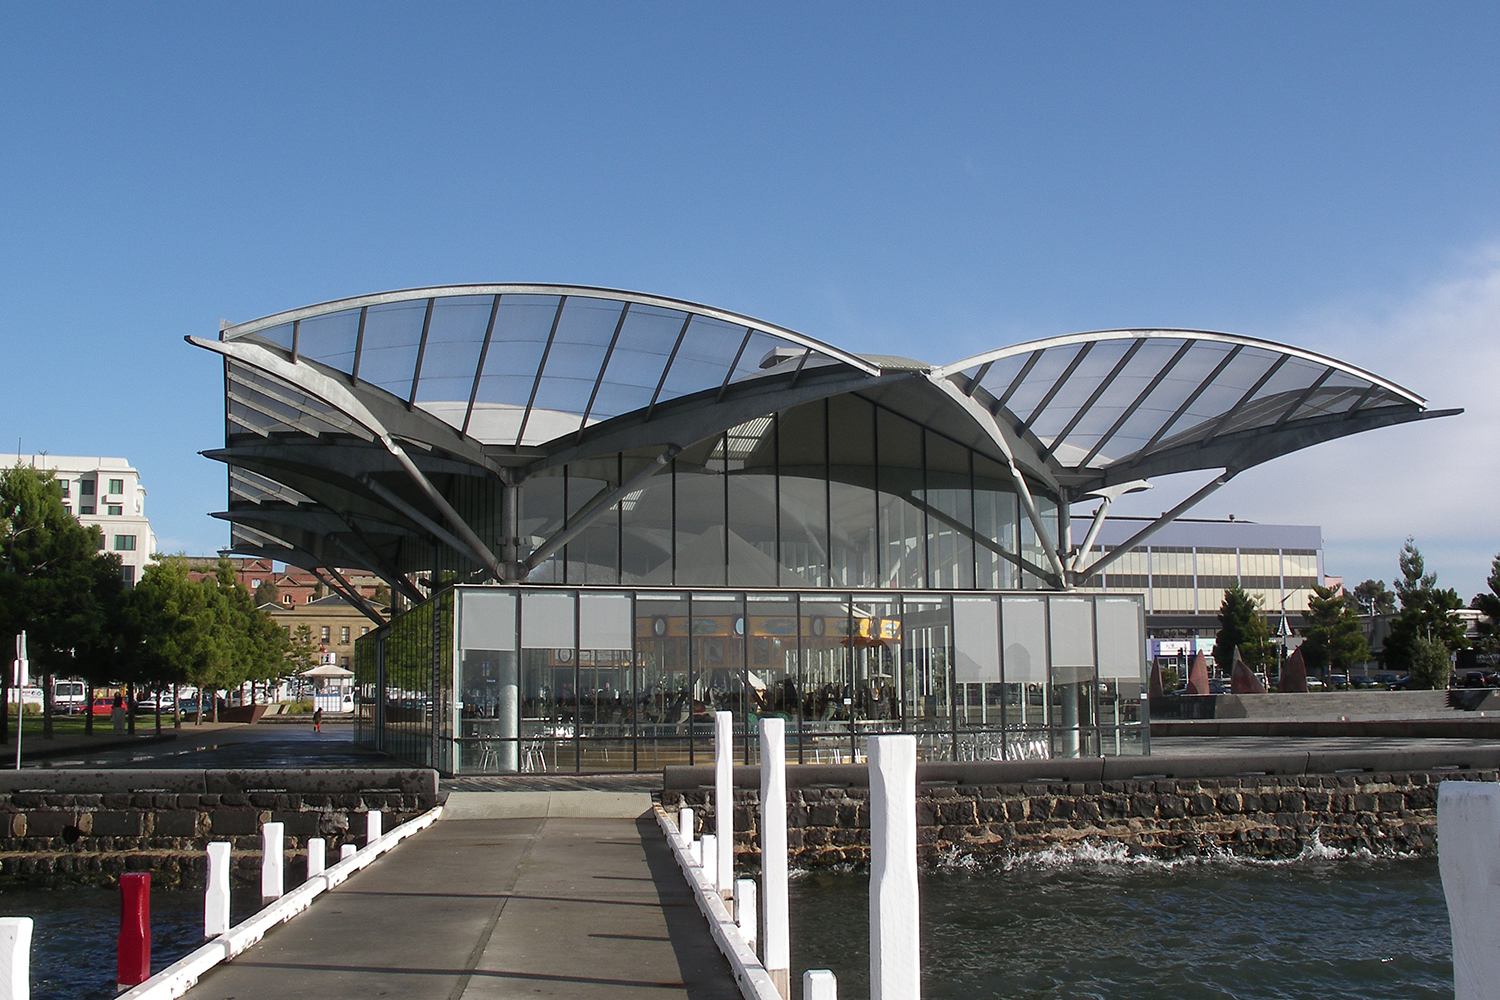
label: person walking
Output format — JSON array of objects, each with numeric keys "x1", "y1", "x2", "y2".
[{"x1": 313, "y1": 706, "x2": 323, "y2": 733}]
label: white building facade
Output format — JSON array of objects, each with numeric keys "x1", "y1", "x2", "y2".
[{"x1": 1, "y1": 454, "x2": 157, "y2": 586}]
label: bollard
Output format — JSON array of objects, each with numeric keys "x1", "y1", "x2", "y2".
[
  {"x1": 1439, "y1": 781, "x2": 1500, "y2": 1000},
  {"x1": 869, "y1": 735, "x2": 919, "y2": 1000},
  {"x1": 0, "y1": 917, "x2": 32, "y2": 1000},
  {"x1": 340, "y1": 843, "x2": 357, "y2": 862},
  {"x1": 804, "y1": 969, "x2": 838, "y2": 1000},
  {"x1": 205, "y1": 842, "x2": 231, "y2": 939},
  {"x1": 117, "y1": 872, "x2": 151, "y2": 992},
  {"x1": 714, "y1": 710, "x2": 734, "y2": 898},
  {"x1": 760, "y1": 717, "x2": 789, "y2": 997},
  {"x1": 366, "y1": 810, "x2": 383, "y2": 846},
  {"x1": 690, "y1": 837, "x2": 702, "y2": 867},
  {"x1": 261, "y1": 822, "x2": 284, "y2": 903},
  {"x1": 736, "y1": 877, "x2": 758, "y2": 953},
  {"x1": 702, "y1": 834, "x2": 718, "y2": 888},
  {"x1": 307, "y1": 838, "x2": 326, "y2": 879},
  {"x1": 678, "y1": 805, "x2": 694, "y2": 841}
]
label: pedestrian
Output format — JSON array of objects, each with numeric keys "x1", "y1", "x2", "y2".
[
  {"x1": 313, "y1": 706, "x2": 323, "y2": 733},
  {"x1": 110, "y1": 693, "x2": 127, "y2": 735}
]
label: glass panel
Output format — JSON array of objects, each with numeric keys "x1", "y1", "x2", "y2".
[
  {"x1": 521, "y1": 590, "x2": 575, "y2": 649},
  {"x1": 635, "y1": 592, "x2": 690, "y2": 768},
  {"x1": 564, "y1": 456, "x2": 620, "y2": 585},
  {"x1": 358, "y1": 299, "x2": 429, "y2": 400},
  {"x1": 620, "y1": 452, "x2": 675, "y2": 585},
  {"x1": 458, "y1": 589, "x2": 519, "y2": 774},
  {"x1": 726, "y1": 417, "x2": 778, "y2": 588},
  {"x1": 727, "y1": 331, "x2": 799, "y2": 385},
  {"x1": 467, "y1": 295, "x2": 562, "y2": 444},
  {"x1": 1027, "y1": 339, "x2": 1132, "y2": 448},
  {"x1": 249, "y1": 322, "x2": 293, "y2": 353},
  {"x1": 973, "y1": 454, "x2": 1019, "y2": 590},
  {"x1": 691, "y1": 593, "x2": 746, "y2": 760},
  {"x1": 952, "y1": 596, "x2": 1000, "y2": 683},
  {"x1": 828, "y1": 396, "x2": 877, "y2": 589},
  {"x1": 901, "y1": 596, "x2": 951, "y2": 759},
  {"x1": 658, "y1": 315, "x2": 749, "y2": 404},
  {"x1": 529, "y1": 297, "x2": 629, "y2": 439},
  {"x1": 877, "y1": 408, "x2": 925, "y2": 589},
  {"x1": 1003, "y1": 344, "x2": 1086, "y2": 424},
  {"x1": 777, "y1": 401, "x2": 828, "y2": 588},
  {"x1": 412, "y1": 296, "x2": 496, "y2": 428},
  {"x1": 747, "y1": 594, "x2": 799, "y2": 753},
  {"x1": 520, "y1": 468, "x2": 566, "y2": 584},
  {"x1": 295, "y1": 309, "x2": 361, "y2": 374},
  {"x1": 925, "y1": 431, "x2": 974, "y2": 589},
  {"x1": 1096, "y1": 596, "x2": 1146, "y2": 680},
  {"x1": 674, "y1": 435, "x2": 728, "y2": 587},
  {"x1": 800, "y1": 594, "x2": 851, "y2": 763},
  {"x1": 1021, "y1": 492, "x2": 1058, "y2": 588},
  {"x1": 578, "y1": 592, "x2": 634, "y2": 770},
  {"x1": 850, "y1": 597, "x2": 903, "y2": 755},
  {"x1": 590, "y1": 305, "x2": 694, "y2": 422}
]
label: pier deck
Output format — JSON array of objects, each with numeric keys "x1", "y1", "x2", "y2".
[{"x1": 189, "y1": 797, "x2": 739, "y2": 999}]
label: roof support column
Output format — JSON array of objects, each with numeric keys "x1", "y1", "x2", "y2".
[
  {"x1": 524, "y1": 446, "x2": 680, "y2": 573},
  {"x1": 499, "y1": 478, "x2": 521, "y2": 582},
  {"x1": 1074, "y1": 471, "x2": 1236, "y2": 581},
  {"x1": 315, "y1": 562, "x2": 387, "y2": 626},
  {"x1": 1071, "y1": 498, "x2": 1114, "y2": 574},
  {"x1": 1007, "y1": 454, "x2": 1071, "y2": 588},
  {"x1": 359, "y1": 469, "x2": 503, "y2": 582}
]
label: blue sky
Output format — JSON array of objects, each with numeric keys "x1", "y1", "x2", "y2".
[{"x1": 2, "y1": 3, "x2": 1497, "y2": 599}]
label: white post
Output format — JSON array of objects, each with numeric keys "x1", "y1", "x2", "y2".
[
  {"x1": 340, "y1": 843, "x2": 357, "y2": 861},
  {"x1": 366, "y1": 810, "x2": 383, "y2": 845},
  {"x1": 701, "y1": 833, "x2": 718, "y2": 887},
  {"x1": 678, "y1": 805, "x2": 694, "y2": 840},
  {"x1": 261, "y1": 822, "x2": 284, "y2": 903},
  {"x1": 306, "y1": 838, "x2": 326, "y2": 879},
  {"x1": 0, "y1": 916, "x2": 32, "y2": 1000},
  {"x1": 804, "y1": 969, "x2": 838, "y2": 1000},
  {"x1": 869, "y1": 735, "x2": 920, "y2": 1000},
  {"x1": 1439, "y1": 781, "x2": 1500, "y2": 1000},
  {"x1": 205, "y1": 842, "x2": 231, "y2": 938},
  {"x1": 760, "y1": 717, "x2": 789, "y2": 997},
  {"x1": 715, "y1": 710, "x2": 734, "y2": 898},
  {"x1": 690, "y1": 838, "x2": 702, "y2": 867},
  {"x1": 736, "y1": 877, "x2": 758, "y2": 953}
]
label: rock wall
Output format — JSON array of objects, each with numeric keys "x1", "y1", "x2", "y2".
[
  {"x1": 0, "y1": 768, "x2": 439, "y2": 886},
  {"x1": 659, "y1": 748, "x2": 1500, "y2": 866}
]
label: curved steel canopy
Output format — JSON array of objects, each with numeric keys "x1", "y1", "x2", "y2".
[{"x1": 193, "y1": 289, "x2": 1458, "y2": 604}]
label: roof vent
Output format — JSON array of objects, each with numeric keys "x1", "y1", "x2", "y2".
[{"x1": 759, "y1": 347, "x2": 803, "y2": 370}]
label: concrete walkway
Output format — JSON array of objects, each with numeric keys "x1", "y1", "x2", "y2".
[{"x1": 189, "y1": 793, "x2": 740, "y2": 999}]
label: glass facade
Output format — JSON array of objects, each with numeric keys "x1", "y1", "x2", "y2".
[
  {"x1": 355, "y1": 585, "x2": 1148, "y2": 774},
  {"x1": 521, "y1": 397, "x2": 1057, "y2": 593}
]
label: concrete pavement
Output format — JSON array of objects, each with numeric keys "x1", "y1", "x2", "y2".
[{"x1": 189, "y1": 794, "x2": 739, "y2": 1000}]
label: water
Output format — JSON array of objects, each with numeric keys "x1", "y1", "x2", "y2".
[
  {"x1": 0, "y1": 884, "x2": 262, "y2": 999},
  {"x1": 790, "y1": 847, "x2": 1452, "y2": 999}
]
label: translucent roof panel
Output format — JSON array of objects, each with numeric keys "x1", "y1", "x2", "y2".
[
  {"x1": 941, "y1": 330, "x2": 1426, "y2": 477},
  {"x1": 220, "y1": 285, "x2": 880, "y2": 450}
]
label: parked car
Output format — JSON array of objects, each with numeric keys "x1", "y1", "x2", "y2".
[
  {"x1": 1306, "y1": 678, "x2": 1326, "y2": 691},
  {"x1": 1350, "y1": 675, "x2": 1380, "y2": 689},
  {"x1": 89, "y1": 698, "x2": 116, "y2": 716},
  {"x1": 1461, "y1": 670, "x2": 1500, "y2": 689},
  {"x1": 1372, "y1": 673, "x2": 1401, "y2": 688},
  {"x1": 1389, "y1": 674, "x2": 1414, "y2": 690},
  {"x1": 1328, "y1": 674, "x2": 1349, "y2": 690}
]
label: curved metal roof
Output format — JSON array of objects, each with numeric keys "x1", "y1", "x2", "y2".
[
  {"x1": 221, "y1": 284, "x2": 880, "y2": 449},
  {"x1": 936, "y1": 329, "x2": 1438, "y2": 486},
  {"x1": 194, "y1": 289, "x2": 1457, "y2": 603}
]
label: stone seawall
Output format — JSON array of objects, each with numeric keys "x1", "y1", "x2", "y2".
[
  {"x1": 659, "y1": 748, "x2": 1500, "y2": 867},
  {"x1": 0, "y1": 768, "x2": 440, "y2": 886}
]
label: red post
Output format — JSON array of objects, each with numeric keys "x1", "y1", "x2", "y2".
[{"x1": 118, "y1": 872, "x2": 151, "y2": 990}]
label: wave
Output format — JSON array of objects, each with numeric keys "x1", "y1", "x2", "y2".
[{"x1": 930, "y1": 829, "x2": 1423, "y2": 872}]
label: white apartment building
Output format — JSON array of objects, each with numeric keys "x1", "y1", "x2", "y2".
[{"x1": 1, "y1": 454, "x2": 158, "y2": 586}]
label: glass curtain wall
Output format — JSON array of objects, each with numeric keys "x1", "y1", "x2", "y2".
[
  {"x1": 373, "y1": 585, "x2": 1147, "y2": 774},
  {"x1": 514, "y1": 395, "x2": 1058, "y2": 594}
]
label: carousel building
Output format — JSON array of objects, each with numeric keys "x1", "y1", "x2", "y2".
[{"x1": 191, "y1": 285, "x2": 1455, "y2": 773}]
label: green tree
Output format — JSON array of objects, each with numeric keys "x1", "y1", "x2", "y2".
[
  {"x1": 255, "y1": 579, "x2": 280, "y2": 608},
  {"x1": 372, "y1": 582, "x2": 390, "y2": 608},
  {"x1": 1470, "y1": 554, "x2": 1500, "y2": 654},
  {"x1": 1384, "y1": 538, "x2": 1466, "y2": 677},
  {"x1": 125, "y1": 556, "x2": 218, "y2": 720},
  {"x1": 1351, "y1": 578, "x2": 1396, "y2": 616},
  {"x1": 286, "y1": 623, "x2": 321, "y2": 698},
  {"x1": 1214, "y1": 585, "x2": 1276, "y2": 673},
  {"x1": 1300, "y1": 585, "x2": 1371, "y2": 675},
  {"x1": 1409, "y1": 636, "x2": 1453, "y2": 690},
  {"x1": 1, "y1": 463, "x2": 127, "y2": 740},
  {"x1": 209, "y1": 555, "x2": 288, "y2": 704}
]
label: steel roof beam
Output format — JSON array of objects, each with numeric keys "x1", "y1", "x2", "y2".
[
  {"x1": 1123, "y1": 345, "x2": 1244, "y2": 467},
  {"x1": 1197, "y1": 354, "x2": 1289, "y2": 449},
  {"x1": 461, "y1": 294, "x2": 502, "y2": 438},
  {"x1": 575, "y1": 302, "x2": 631, "y2": 442},
  {"x1": 1021, "y1": 341, "x2": 1094, "y2": 436},
  {"x1": 1043, "y1": 339, "x2": 1144, "y2": 462},
  {"x1": 1073, "y1": 472, "x2": 1236, "y2": 582},
  {"x1": 1078, "y1": 339, "x2": 1195, "y2": 469},
  {"x1": 407, "y1": 297, "x2": 436, "y2": 410},
  {"x1": 523, "y1": 446, "x2": 680, "y2": 573}
]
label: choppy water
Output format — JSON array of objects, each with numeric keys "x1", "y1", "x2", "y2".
[
  {"x1": 0, "y1": 884, "x2": 262, "y2": 999},
  {"x1": 790, "y1": 844, "x2": 1452, "y2": 999}
]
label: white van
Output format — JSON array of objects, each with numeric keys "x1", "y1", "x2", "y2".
[{"x1": 53, "y1": 679, "x2": 87, "y2": 714}]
